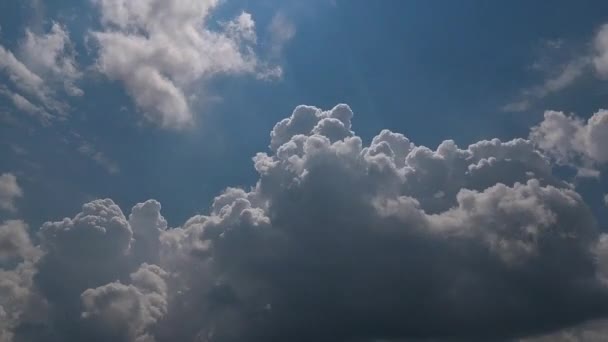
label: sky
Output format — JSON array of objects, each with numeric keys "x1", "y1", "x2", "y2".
[{"x1": 1, "y1": 0, "x2": 608, "y2": 341}]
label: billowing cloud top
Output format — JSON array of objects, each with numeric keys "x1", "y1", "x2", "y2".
[
  {"x1": 2, "y1": 104, "x2": 608, "y2": 342},
  {"x1": 531, "y1": 110, "x2": 608, "y2": 177}
]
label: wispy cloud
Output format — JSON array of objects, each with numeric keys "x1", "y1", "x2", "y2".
[
  {"x1": 77, "y1": 142, "x2": 119, "y2": 175},
  {"x1": 503, "y1": 52, "x2": 589, "y2": 112},
  {"x1": 267, "y1": 11, "x2": 296, "y2": 57},
  {"x1": 0, "y1": 22, "x2": 82, "y2": 123},
  {"x1": 503, "y1": 23, "x2": 608, "y2": 112}
]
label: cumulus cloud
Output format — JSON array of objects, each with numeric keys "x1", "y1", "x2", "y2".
[
  {"x1": 0, "y1": 220, "x2": 38, "y2": 263},
  {"x1": 530, "y1": 109, "x2": 608, "y2": 176},
  {"x1": 90, "y1": 0, "x2": 279, "y2": 129},
  {"x1": 81, "y1": 264, "x2": 168, "y2": 341},
  {"x1": 4, "y1": 104, "x2": 608, "y2": 341},
  {"x1": 0, "y1": 22, "x2": 81, "y2": 122},
  {"x1": 0, "y1": 173, "x2": 23, "y2": 213}
]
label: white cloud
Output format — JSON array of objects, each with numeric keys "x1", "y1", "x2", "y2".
[
  {"x1": 5, "y1": 104, "x2": 608, "y2": 341},
  {"x1": 91, "y1": 0, "x2": 279, "y2": 129},
  {"x1": 0, "y1": 173, "x2": 23, "y2": 213},
  {"x1": 0, "y1": 22, "x2": 81, "y2": 122},
  {"x1": 0, "y1": 220, "x2": 38, "y2": 263},
  {"x1": 604, "y1": 194, "x2": 608, "y2": 206},
  {"x1": 19, "y1": 23, "x2": 83, "y2": 97},
  {"x1": 530, "y1": 109, "x2": 608, "y2": 176}
]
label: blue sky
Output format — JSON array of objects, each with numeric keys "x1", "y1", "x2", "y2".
[
  {"x1": 2, "y1": 2, "x2": 608, "y2": 340},
  {"x1": 2, "y1": 0, "x2": 607, "y2": 228}
]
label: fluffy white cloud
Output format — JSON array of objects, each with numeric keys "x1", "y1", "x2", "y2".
[
  {"x1": 91, "y1": 0, "x2": 279, "y2": 129},
  {"x1": 530, "y1": 110, "x2": 608, "y2": 176},
  {"x1": 18, "y1": 23, "x2": 82, "y2": 97},
  {"x1": 0, "y1": 22, "x2": 81, "y2": 122},
  {"x1": 4, "y1": 104, "x2": 608, "y2": 341},
  {"x1": 0, "y1": 173, "x2": 22, "y2": 213}
]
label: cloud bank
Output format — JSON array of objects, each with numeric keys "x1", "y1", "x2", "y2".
[{"x1": 2, "y1": 104, "x2": 608, "y2": 341}]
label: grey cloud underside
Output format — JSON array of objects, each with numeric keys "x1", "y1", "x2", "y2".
[{"x1": 3, "y1": 104, "x2": 608, "y2": 342}]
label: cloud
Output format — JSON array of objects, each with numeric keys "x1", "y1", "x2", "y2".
[
  {"x1": 0, "y1": 173, "x2": 23, "y2": 213},
  {"x1": 18, "y1": 23, "x2": 83, "y2": 97},
  {"x1": 503, "y1": 58, "x2": 589, "y2": 112},
  {"x1": 593, "y1": 23, "x2": 608, "y2": 78},
  {"x1": 0, "y1": 220, "x2": 43, "y2": 342},
  {"x1": 78, "y1": 142, "x2": 120, "y2": 174},
  {"x1": 604, "y1": 194, "x2": 608, "y2": 206},
  {"x1": 521, "y1": 319, "x2": 608, "y2": 342},
  {"x1": 0, "y1": 86, "x2": 51, "y2": 122},
  {"x1": 530, "y1": 109, "x2": 608, "y2": 176},
  {"x1": 81, "y1": 264, "x2": 168, "y2": 341},
  {"x1": 4, "y1": 104, "x2": 608, "y2": 341},
  {"x1": 0, "y1": 220, "x2": 38, "y2": 263},
  {"x1": 522, "y1": 235, "x2": 608, "y2": 341},
  {"x1": 0, "y1": 22, "x2": 81, "y2": 122},
  {"x1": 267, "y1": 12, "x2": 296, "y2": 57},
  {"x1": 504, "y1": 21, "x2": 608, "y2": 112},
  {"x1": 90, "y1": 0, "x2": 279, "y2": 129}
]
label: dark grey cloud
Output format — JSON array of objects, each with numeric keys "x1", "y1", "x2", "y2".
[{"x1": 2, "y1": 104, "x2": 608, "y2": 342}]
